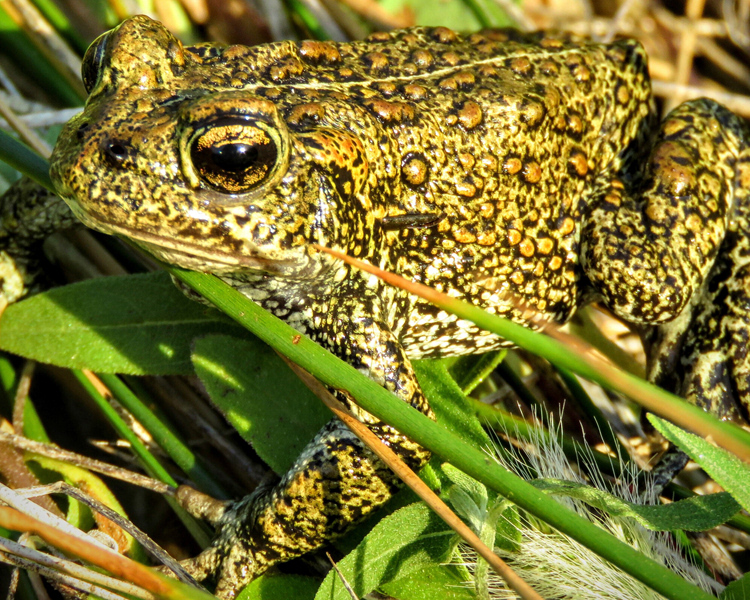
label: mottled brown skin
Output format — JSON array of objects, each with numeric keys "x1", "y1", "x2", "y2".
[{"x1": 15, "y1": 14, "x2": 750, "y2": 596}]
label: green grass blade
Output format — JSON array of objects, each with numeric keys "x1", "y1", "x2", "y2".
[
  {"x1": 97, "y1": 372, "x2": 228, "y2": 499},
  {"x1": 29, "y1": 0, "x2": 89, "y2": 53},
  {"x1": 72, "y1": 369, "x2": 212, "y2": 548},
  {"x1": 0, "y1": 130, "x2": 54, "y2": 190},
  {"x1": 0, "y1": 5, "x2": 84, "y2": 105},
  {"x1": 322, "y1": 249, "x2": 750, "y2": 462}
]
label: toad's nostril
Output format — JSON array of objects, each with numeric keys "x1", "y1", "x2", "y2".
[{"x1": 76, "y1": 123, "x2": 90, "y2": 142}]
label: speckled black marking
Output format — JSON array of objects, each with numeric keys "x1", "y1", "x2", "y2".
[{"x1": 381, "y1": 212, "x2": 441, "y2": 230}]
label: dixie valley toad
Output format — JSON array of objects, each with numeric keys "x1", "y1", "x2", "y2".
[{"x1": 4, "y1": 14, "x2": 750, "y2": 596}]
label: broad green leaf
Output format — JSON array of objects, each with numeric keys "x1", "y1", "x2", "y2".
[
  {"x1": 413, "y1": 360, "x2": 497, "y2": 496},
  {"x1": 534, "y1": 478, "x2": 740, "y2": 531},
  {"x1": 648, "y1": 415, "x2": 750, "y2": 513},
  {"x1": 192, "y1": 334, "x2": 330, "y2": 474},
  {"x1": 0, "y1": 272, "x2": 240, "y2": 374},
  {"x1": 447, "y1": 350, "x2": 506, "y2": 394},
  {"x1": 314, "y1": 502, "x2": 458, "y2": 600},
  {"x1": 380, "y1": 563, "x2": 475, "y2": 600},
  {"x1": 495, "y1": 501, "x2": 522, "y2": 553},
  {"x1": 443, "y1": 463, "x2": 488, "y2": 506},
  {"x1": 414, "y1": 360, "x2": 493, "y2": 449},
  {"x1": 721, "y1": 573, "x2": 750, "y2": 600},
  {"x1": 442, "y1": 464, "x2": 520, "y2": 553},
  {"x1": 238, "y1": 574, "x2": 318, "y2": 600}
]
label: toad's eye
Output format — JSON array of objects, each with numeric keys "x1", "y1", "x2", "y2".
[
  {"x1": 190, "y1": 119, "x2": 278, "y2": 193},
  {"x1": 81, "y1": 31, "x2": 110, "y2": 95}
]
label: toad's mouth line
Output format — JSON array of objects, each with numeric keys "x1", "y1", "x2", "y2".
[{"x1": 94, "y1": 220, "x2": 302, "y2": 273}]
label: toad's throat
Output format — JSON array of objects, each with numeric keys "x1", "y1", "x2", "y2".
[{"x1": 95, "y1": 220, "x2": 302, "y2": 274}]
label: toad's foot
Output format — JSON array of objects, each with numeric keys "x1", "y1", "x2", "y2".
[{"x1": 178, "y1": 418, "x2": 428, "y2": 598}]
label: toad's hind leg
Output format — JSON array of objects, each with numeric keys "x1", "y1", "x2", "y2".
[
  {"x1": 582, "y1": 98, "x2": 750, "y2": 417},
  {"x1": 646, "y1": 129, "x2": 750, "y2": 419}
]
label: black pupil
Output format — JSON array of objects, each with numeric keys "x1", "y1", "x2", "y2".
[{"x1": 211, "y1": 143, "x2": 258, "y2": 172}]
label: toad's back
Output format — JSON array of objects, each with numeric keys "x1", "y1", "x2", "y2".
[
  {"x1": 55, "y1": 21, "x2": 654, "y2": 349},
  {"x1": 195, "y1": 29, "x2": 654, "y2": 321}
]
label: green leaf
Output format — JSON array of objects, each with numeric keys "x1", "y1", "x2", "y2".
[
  {"x1": 447, "y1": 350, "x2": 506, "y2": 394},
  {"x1": 0, "y1": 272, "x2": 240, "y2": 374},
  {"x1": 380, "y1": 563, "x2": 475, "y2": 600},
  {"x1": 151, "y1": 572, "x2": 223, "y2": 600},
  {"x1": 495, "y1": 501, "x2": 522, "y2": 553},
  {"x1": 192, "y1": 334, "x2": 330, "y2": 474},
  {"x1": 534, "y1": 478, "x2": 740, "y2": 531},
  {"x1": 414, "y1": 359, "x2": 492, "y2": 449},
  {"x1": 443, "y1": 463, "x2": 488, "y2": 507},
  {"x1": 721, "y1": 572, "x2": 750, "y2": 600},
  {"x1": 648, "y1": 415, "x2": 750, "y2": 513},
  {"x1": 238, "y1": 574, "x2": 319, "y2": 600},
  {"x1": 314, "y1": 502, "x2": 458, "y2": 600}
]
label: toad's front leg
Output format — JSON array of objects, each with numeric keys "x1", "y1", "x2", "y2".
[
  {"x1": 0, "y1": 178, "x2": 78, "y2": 302},
  {"x1": 182, "y1": 291, "x2": 433, "y2": 598},
  {"x1": 582, "y1": 98, "x2": 750, "y2": 418}
]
